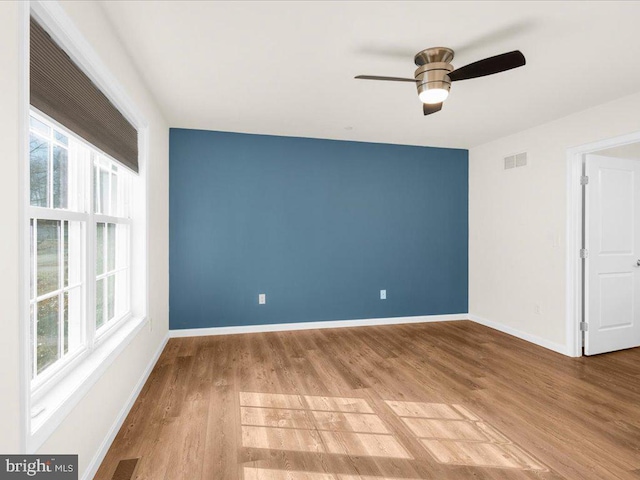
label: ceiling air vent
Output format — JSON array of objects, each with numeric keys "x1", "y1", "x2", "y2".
[{"x1": 504, "y1": 152, "x2": 527, "y2": 170}]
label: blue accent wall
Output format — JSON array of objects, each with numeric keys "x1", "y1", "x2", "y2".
[{"x1": 169, "y1": 129, "x2": 468, "y2": 330}]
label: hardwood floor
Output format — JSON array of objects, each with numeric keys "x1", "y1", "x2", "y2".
[{"x1": 94, "y1": 321, "x2": 640, "y2": 480}]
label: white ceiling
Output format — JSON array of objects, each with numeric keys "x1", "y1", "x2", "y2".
[{"x1": 100, "y1": 1, "x2": 640, "y2": 149}]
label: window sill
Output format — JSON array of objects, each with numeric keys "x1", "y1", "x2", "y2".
[{"x1": 28, "y1": 315, "x2": 148, "y2": 452}]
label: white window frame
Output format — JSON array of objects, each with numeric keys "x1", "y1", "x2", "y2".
[
  {"x1": 20, "y1": 0, "x2": 150, "y2": 453},
  {"x1": 28, "y1": 109, "x2": 135, "y2": 401}
]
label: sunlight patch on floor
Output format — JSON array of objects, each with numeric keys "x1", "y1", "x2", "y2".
[
  {"x1": 312, "y1": 411, "x2": 390, "y2": 434},
  {"x1": 385, "y1": 401, "x2": 462, "y2": 419},
  {"x1": 243, "y1": 467, "x2": 335, "y2": 480},
  {"x1": 243, "y1": 467, "x2": 421, "y2": 480},
  {"x1": 240, "y1": 392, "x2": 306, "y2": 410},
  {"x1": 421, "y1": 439, "x2": 545, "y2": 470},
  {"x1": 239, "y1": 392, "x2": 410, "y2": 459},
  {"x1": 241, "y1": 406, "x2": 315, "y2": 429},
  {"x1": 239, "y1": 393, "x2": 546, "y2": 473},
  {"x1": 319, "y1": 430, "x2": 411, "y2": 458},
  {"x1": 241, "y1": 425, "x2": 324, "y2": 453},
  {"x1": 385, "y1": 400, "x2": 546, "y2": 471},
  {"x1": 304, "y1": 395, "x2": 375, "y2": 414}
]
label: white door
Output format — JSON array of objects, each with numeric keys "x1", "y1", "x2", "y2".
[{"x1": 585, "y1": 154, "x2": 640, "y2": 355}]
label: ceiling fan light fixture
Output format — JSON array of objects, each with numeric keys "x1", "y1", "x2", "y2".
[
  {"x1": 415, "y1": 62, "x2": 453, "y2": 105},
  {"x1": 419, "y1": 88, "x2": 449, "y2": 104}
]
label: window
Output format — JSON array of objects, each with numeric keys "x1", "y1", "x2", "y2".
[
  {"x1": 26, "y1": 9, "x2": 147, "y2": 451},
  {"x1": 28, "y1": 110, "x2": 134, "y2": 394}
]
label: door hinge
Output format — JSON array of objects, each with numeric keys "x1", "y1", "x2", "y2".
[
  {"x1": 580, "y1": 322, "x2": 589, "y2": 332},
  {"x1": 580, "y1": 248, "x2": 588, "y2": 259},
  {"x1": 580, "y1": 175, "x2": 589, "y2": 185}
]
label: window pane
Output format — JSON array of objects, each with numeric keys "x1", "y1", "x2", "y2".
[
  {"x1": 31, "y1": 218, "x2": 83, "y2": 375},
  {"x1": 110, "y1": 172, "x2": 118, "y2": 216},
  {"x1": 30, "y1": 133, "x2": 49, "y2": 207},
  {"x1": 54, "y1": 130, "x2": 68, "y2": 146},
  {"x1": 121, "y1": 174, "x2": 130, "y2": 218},
  {"x1": 107, "y1": 223, "x2": 116, "y2": 271},
  {"x1": 116, "y1": 224, "x2": 129, "y2": 269},
  {"x1": 96, "y1": 223, "x2": 104, "y2": 275},
  {"x1": 100, "y1": 168, "x2": 109, "y2": 215},
  {"x1": 115, "y1": 270, "x2": 129, "y2": 320},
  {"x1": 96, "y1": 278, "x2": 105, "y2": 329},
  {"x1": 30, "y1": 220, "x2": 34, "y2": 300},
  {"x1": 107, "y1": 274, "x2": 115, "y2": 322},
  {"x1": 37, "y1": 220, "x2": 59, "y2": 295},
  {"x1": 63, "y1": 291, "x2": 68, "y2": 354},
  {"x1": 37, "y1": 295, "x2": 59, "y2": 374},
  {"x1": 66, "y1": 287, "x2": 83, "y2": 353},
  {"x1": 30, "y1": 116, "x2": 50, "y2": 136},
  {"x1": 66, "y1": 221, "x2": 83, "y2": 286},
  {"x1": 93, "y1": 162, "x2": 99, "y2": 214},
  {"x1": 63, "y1": 221, "x2": 69, "y2": 287},
  {"x1": 30, "y1": 303, "x2": 35, "y2": 378},
  {"x1": 53, "y1": 145, "x2": 68, "y2": 209}
]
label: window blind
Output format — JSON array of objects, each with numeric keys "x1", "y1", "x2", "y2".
[{"x1": 30, "y1": 17, "x2": 139, "y2": 173}]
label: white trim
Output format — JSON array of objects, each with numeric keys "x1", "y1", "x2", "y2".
[
  {"x1": 138, "y1": 123, "x2": 150, "y2": 329},
  {"x1": 169, "y1": 314, "x2": 468, "y2": 338},
  {"x1": 31, "y1": 344, "x2": 89, "y2": 400},
  {"x1": 19, "y1": 0, "x2": 32, "y2": 454},
  {"x1": 28, "y1": 316, "x2": 149, "y2": 452},
  {"x1": 565, "y1": 130, "x2": 640, "y2": 358},
  {"x1": 94, "y1": 214, "x2": 132, "y2": 225},
  {"x1": 566, "y1": 146, "x2": 584, "y2": 358},
  {"x1": 469, "y1": 314, "x2": 572, "y2": 356},
  {"x1": 81, "y1": 333, "x2": 168, "y2": 480}
]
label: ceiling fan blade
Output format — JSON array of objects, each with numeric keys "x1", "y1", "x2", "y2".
[
  {"x1": 355, "y1": 45, "x2": 417, "y2": 60},
  {"x1": 423, "y1": 102, "x2": 442, "y2": 116},
  {"x1": 448, "y1": 50, "x2": 525, "y2": 82},
  {"x1": 355, "y1": 75, "x2": 418, "y2": 83}
]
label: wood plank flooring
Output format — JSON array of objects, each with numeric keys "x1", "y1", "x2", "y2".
[{"x1": 94, "y1": 321, "x2": 640, "y2": 480}]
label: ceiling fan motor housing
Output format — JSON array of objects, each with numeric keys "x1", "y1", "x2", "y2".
[
  {"x1": 414, "y1": 46, "x2": 454, "y2": 66},
  {"x1": 413, "y1": 47, "x2": 455, "y2": 103},
  {"x1": 414, "y1": 62, "x2": 454, "y2": 101}
]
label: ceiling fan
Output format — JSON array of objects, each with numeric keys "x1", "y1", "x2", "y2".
[{"x1": 355, "y1": 47, "x2": 526, "y2": 116}]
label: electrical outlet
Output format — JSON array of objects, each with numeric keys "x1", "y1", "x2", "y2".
[
  {"x1": 259, "y1": 293, "x2": 266, "y2": 305},
  {"x1": 380, "y1": 289, "x2": 387, "y2": 300},
  {"x1": 534, "y1": 304, "x2": 541, "y2": 315}
]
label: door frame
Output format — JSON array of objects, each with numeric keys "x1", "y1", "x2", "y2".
[{"x1": 566, "y1": 130, "x2": 640, "y2": 357}]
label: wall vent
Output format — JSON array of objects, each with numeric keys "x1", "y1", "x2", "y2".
[
  {"x1": 504, "y1": 152, "x2": 527, "y2": 170},
  {"x1": 504, "y1": 155, "x2": 516, "y2": 169}
]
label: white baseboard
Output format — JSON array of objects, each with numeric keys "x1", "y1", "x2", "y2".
[
  {"x1": 469, "y1": 314, "x2": 572, "y2": 356},
  {"x1": 169, "y1": 313, "x2": 468, "y2": 338},
  {"x1": 81, "y1": 334, "x2": 169, "y2": 480}
]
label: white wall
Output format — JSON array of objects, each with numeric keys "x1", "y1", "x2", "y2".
[
  {"x1": 469, "y1": 91, "x2": 640, "y2": 353},
  {"x1": 597, "y1": 141, "x2": 640, "y2": 160},
  {"x1": 0, "y1": 1, "x2": 169, "y2": 477},
  {"x1": 0, "y1": 0, "x2": 24, "y2": 454}
]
